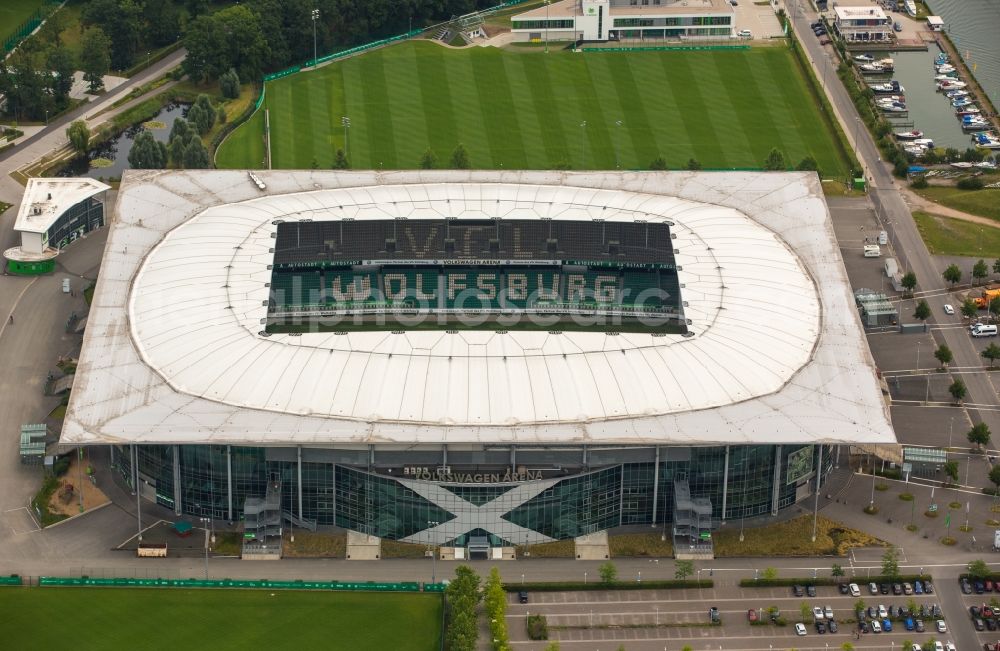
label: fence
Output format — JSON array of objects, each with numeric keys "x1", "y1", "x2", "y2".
[
  {"x1": 36, "y1": 576, "x2": 446, "y2": 592},
  {"x1": 2, "y1": 0, "x2": 63, "y2": 56}
]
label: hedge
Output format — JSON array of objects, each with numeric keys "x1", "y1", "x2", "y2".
[{"x1": 740, "y1": 574, "x2": 931, "y2": 588}]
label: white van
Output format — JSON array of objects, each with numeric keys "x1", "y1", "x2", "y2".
[
  {"x1": 864, "y1": 244, "x2": 881, "y2": 258},
  {"x1": 878, "y1": 230, "x2": 888, "y2": 245},
  {"x1": 972, "y1": 324, "x2": 998, "y2": 337}
]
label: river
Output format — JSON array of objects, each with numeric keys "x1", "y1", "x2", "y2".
[
  {"x1": 924, "y1": 0, "x2": 1000, "y2": 112},
  {"x1": 887, "y1": 48, "x2": 971, "y2": 151}
]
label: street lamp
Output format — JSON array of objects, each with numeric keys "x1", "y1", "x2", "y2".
[
  {"x1": 311, "y1": 9, "x2": 320, "y2": 67},
  {"x1": 200, "y1": 516, "x2": 211, "y2": 578},
  {"x1": 949, "y1": 416, "x2": 954, "y2": 449},
  {"x1": 341, "y1": 116, "x2": 351, "y2": 159},
  {"x1": 584, "y1": 571, "x2": 588, "y2": 583},
  {"x1": 544, "y1": 0, "x2": 550, "y2": 54},
  {"x1": 614, "y1": 120, "x2": 623, "y2": 169},
  {"x1": 427, "y1": 519, "x2": 440, "y2": 583},
  {"x1": 580, "y1": 121, "x2": 587, "y2": 169}
]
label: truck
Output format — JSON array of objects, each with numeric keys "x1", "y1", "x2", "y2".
[
  {"x1": 994, "y1": 528, "x2": 1000, "y2": 551},
  {"x1": 974, "y1": 288, "x2": 1000, "y2": 309},
  {"x1": 864, "y1": 244, "x2": 881, "y2": 258},
  {"x1": 884, "y1": 258, "x2": 898, "y2": 278}
]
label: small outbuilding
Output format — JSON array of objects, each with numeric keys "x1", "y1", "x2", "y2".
[{"x1": 926, "y1": 16, "x2": 944, "y2": 31}]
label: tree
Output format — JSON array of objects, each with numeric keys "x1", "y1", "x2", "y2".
[
  {"x1": 649, "y1": 156, "x2": 667, "y2": 170},
  {"x1": 333, "y1": 148, "x2": 350, "y2": 169},
  {"x1": 450, "y1": 143, "x2": 471, "y2": 169},
  {"x1": 183, "y1": 5, "x2": 269, "y2": 82},
  {"x1": 543, "y1": 643, "x2": 560, "y2": 651},
  {"x1": 80, "y1": 27, "x2": 112, "y2": 93},
  {"x1": 982, "y1": 343, "x2": 1000, "y2": 368},
  {"x1": 901, "y1": 272, "x2": 917, "y2": 296},
  {"x1": 990, "y1": 465, "x2": 1000, "y2": 495},
  {"x1": 219, "y1": 68, "x2": 241, "y2": 99},
  {"x1": 913, "y1": 299, "x2": 931, "y2": 322},
  {"x1": 799, "y1": 601, "x2": 811, "y2": 622},
  {"x1": 994, "y1": 258, "x2": 1000, "y2": 276},
  {"x1": 217, "y1": 105, "x2": 227, "y2": 125},
  {"x1": 796, "y1": 156, "x2": 819, "y2": 173},
  {"x1": 762, "y1": 567, "x2": 778, "y2": 580},
  {"x1": 419, "y1": 148, "x2": 437, "y2": 169},
  {"x1": 968, "y1": 421, "x2": 991, "y2": 448},
  {"x1": 934, "y1": 344, "x2": 953, "y2": 369},
  {"x1": 974, "y1": 259, "x2": 990, "y2": 285},
  {"x1": 674, "y1": 559, "x2": 694, "y2": 580},
  {"x1": 47, "y1": 46, "x2": 76, "y2": 107},
  {"x1": 127, "y1": 130, "x2": 167, "y2": 169},
  {"x1": 969, "y1": 559, "x2": 991, "y2": 579},
  {"x1": 881, "y1": 547, "x2": 900, "y2": 580},
  {"x1": 188, "y1": 95, "x2": 216, "y2": 135},
  {"x1": 0, "y1": 49, "x2": 50, "y2": 121},
  {"x1": 990, "y1": 296, "x2": 1000, "y2": 323},
  {"x1": 963, "y1": 298, "x2": 980, "y2": 320},
  {"x1": 943, "y1": 264, "x2": 962, "y2": 286},
  {"x1": 841, "y1": 643, "x2": 855, "y2": 651},
  {"x1": 943, "y1": 460, "x2": 959, "y2": 481},
  {"x1": 686, "y1": 158, "x2": 702, "y2": 171},
  {"x1": 764, "y1": 148, "x2": 787, "y2": 171},
  {"x1": 67, "y1": 121, "x2": 90, "y2": 153},
  {"x1": 182, "y1": 138, "x2": 211, "y2": 169},
  {"x1": 82, "y1": 0, "x2": 144, "y2": 70},
  {"x1": 831, "y1": 564, "x2": 845, "y2": 577},
  {"x1": 950, "y1": 378, "x2": 967, "y2": 404},
  {"x1": 599, "y1": 561, "x2": 617, "y2": 585}
]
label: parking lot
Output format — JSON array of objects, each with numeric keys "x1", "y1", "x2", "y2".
[
  {"x1": 507, "y1": 581, "x2": 958, "y2": 649},
  {"x1": 957, "y1": 577, "x2": 1000, "y2": 651}
]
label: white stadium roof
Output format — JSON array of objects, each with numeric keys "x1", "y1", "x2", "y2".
[
  {"x1": 14, "y1": 177, "x2": 110, "y2": 234},
  {"x1": 62, "y1": 170, "x2": 896, "y2": 448}
]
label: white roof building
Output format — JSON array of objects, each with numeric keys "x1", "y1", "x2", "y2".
[{"x1": 62, "y1": 170, "x2": 895, "y2": 449}]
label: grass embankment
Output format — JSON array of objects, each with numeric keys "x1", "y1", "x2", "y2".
[
  {"x1": 281, "y1": 531, "x2": 346, "y2": 558},
  {"x1": 516, "y1": 539, "x2": 575, "y2": 558},
  {"x1": 914, "y1": 186, "x2": 1000, "y2": 223},
  {"x1": 218, "y1": 40, "x2": 850, "y2": 176},
  {"x1": 0, "y1": 588, "x2": 443, "y2": 651},
  {"x1": 913, "y1": 211, "x2": 1000, "y2": 258},
  {"x1": 713, "y1": 515, "x2": 885, "y2": 557},
  {"x1": 609, "y1": 533, "x2": 674, "y2": 557}
]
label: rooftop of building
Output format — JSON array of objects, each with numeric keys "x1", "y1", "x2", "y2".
[
  {"x1": 61, "y1": 170, "x2": 896, "y2": 449},
  {"x1": 13, "y1": 178, "x2": 110, "y2": 235},
  {"x1": 513, "y1": 0, "x2": 732, "y2": 21},
  {"x1": 833, "y1": 4, "x2": 889, "y2": 20}
]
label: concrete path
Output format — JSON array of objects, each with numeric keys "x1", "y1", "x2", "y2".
[{"x1": 899, "y1": 185, "x2": 1000, "y2": 229}]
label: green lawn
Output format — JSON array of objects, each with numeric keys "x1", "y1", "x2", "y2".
[
  {"x1": 218, "y1": 41, "x2": 850, "y2": 175},
  {"x1": 0, "y1": 0, "x2": 44, "y2": 44},
  {"x1": 0, "y1": 588, "x2": 442, "y2": 650},
  {"x1": 914, "y1": 185, "x2": 1000, "y2": 223},
  {"x1": 216, "y1": 104, "x2": 267, "y2": 168},
  {"x1": 913, "y1": 210, "x2": 1000, "y2": 258}
]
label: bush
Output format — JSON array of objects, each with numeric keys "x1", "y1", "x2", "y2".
[
  {"x1": 958, "y1": 177, "x2": 985, "y2": 190},
  {"x1": 910, "y1": 176, "x2": 928, "y2": 189},
  {"x1": 504, "y1": 579, "x2": 711, "y2": 592},
  {"x1": 899, "y1": 493, "x2": 914, "y2": 501},
  {"x1": 526, "y1": 614, "x2": 548, "y2": 640},
  {"x1": 52, "y1": 456, "x2": 71, "y2": 477}
]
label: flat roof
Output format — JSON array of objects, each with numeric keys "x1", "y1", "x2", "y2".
[
  {"x1": 61, "y1": 170, "x2": 896, "y2": 448},
  {"x1": 14, "y1": 178, "x2": 110, "y2": 235},
  {"x1": 513, "y1": 0, "x2": 731, "y2": 21},
  {"x1": 834, "y1": 5, "x2": 888, "y2": 20}
]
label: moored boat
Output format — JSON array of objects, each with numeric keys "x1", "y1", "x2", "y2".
[
  {"x1": 895, "y1": 130, "x2": 924, "y2": 140},
  {"x1": 871, "y1": 80, "x2": 903, "y2": 94},
  {"x1": 945, "y1": 89, "x2": 970, "y2": 99},
  {"x1": 912, "y1": 138, "x2": 934, "y2": 148},
  {"x1": 956, "y1": 106, "x2": 981, "y2": 116},
  {"x1": 855, "y1": 54, "x2": 875, "y2": 63},
  {"x1": 938, "y1": 80, "x2": 967, "y2": 90},
  {"x1": 953, "y1": 97, "x2": 974, "y2": 108},
  {"x1": 860, "y1": 62, "x2": 886, "y2": 74}
]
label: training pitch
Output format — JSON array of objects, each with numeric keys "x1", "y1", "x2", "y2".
[
  {"x1": 0, "y1": 588, "x2": 442, "y2": 650},
  {"x1": 218, "y1": 40, "x2": 850, "y2": 176}
]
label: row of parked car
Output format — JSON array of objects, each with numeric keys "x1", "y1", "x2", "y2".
[
  {"x1": 867, "y1": 580, "x2": 935, "y2": 596},
  {"x1": 962, "y1": 576, "x2": 999, "y2": 594},
  {"x1": 969, "y1": 604, "x2": 1000, "y2": 631},
  {"x1": 856, "y1": 603, "x2": 945, "y2": 634}
]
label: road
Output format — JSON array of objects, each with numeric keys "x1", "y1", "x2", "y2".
[{"x1": 788, "y1": 0, "x2": 1000, "y2": 435}]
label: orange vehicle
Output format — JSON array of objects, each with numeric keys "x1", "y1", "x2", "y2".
[{"x1": 974, "y1": 288, "x2": 1000, "y2": 309}]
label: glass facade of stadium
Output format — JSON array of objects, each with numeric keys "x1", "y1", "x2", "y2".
[{"x1": 110, "y1": 443, "x2": 834, "y2": 546}]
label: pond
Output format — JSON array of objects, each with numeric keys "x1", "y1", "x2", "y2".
[{"x1": 56, "y1": 103, "x2": 190, "y2": 179}]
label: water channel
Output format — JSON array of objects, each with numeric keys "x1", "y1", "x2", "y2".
[
  {"x1": 57, "y1": 103, "x2": 189, "y2": 179},
  {"x1": 925, "y1": 0, "x2": 1000, "y2": 112}
]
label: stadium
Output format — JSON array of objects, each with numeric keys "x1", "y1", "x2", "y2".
[{"x1": 62, "y1": 169, "x2": 895, "y2": 556}]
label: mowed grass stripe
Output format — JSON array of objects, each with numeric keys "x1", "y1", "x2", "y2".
[
  {"x1": 444, "y1": 50, "x2": 492, "y2": 167},
  {"x1": 660, "y1": 54, "x2": 727, "y2": 167},
  {"x1": 414, "y1": 45, "x2": 457, "y2": 164},
  {"x1": 356, "y1": 50, "x2": 398, "y2": 168},
  {"x1": 711, "y1": 53, "x2": 769, "y2": 168},
  {"x1": 519, "y1": 54, "x2": 571, "y2": 165},
  {"x1": 221, "y1": 41, "x2": 849, "y2": 177},
  {"x1": 383, "y1": 46, "x2": 430, "y2": 168},
  {"x1": 471, "y1": 50, "x2": 526, "y2": 168}
]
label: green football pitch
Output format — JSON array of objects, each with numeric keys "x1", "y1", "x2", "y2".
[
  {"x1": 0, "y1": 0, "x2": 44, "y2": 43},
  {"x1": 217, "y1": 40, "x2": 850, "y2": 176},
  {"x1": 0, "y1": 588, "x2": 442, "y2": 650}
]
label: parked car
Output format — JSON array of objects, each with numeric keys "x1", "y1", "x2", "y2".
[
  {"x1": 915, "y1": 580, "x2": 924, "y2": 594},
  {"x1": 880, "y1": 583, "x2": 890, "y2": 594},
  {"x1": 975, "y1": 580, "x2": 985, "y2": 594},
  {"x1": 795, "y1": 623, "x2": 807, "y2": 636},
  {"x1": 915, "y1": 619, "x2": 925, "y2": 633},
  {"x1": 737, "y1": 29, "x2": 752, "y2": 38},
  {"x1": 828, "y1": 620, "x2": 838, "y2": 633},
  {"x1": 932, "y1": 604, "x2": 942, "y2": 617},
  {"x1": 871, "y1": 620, "x2": 882, "y2": 633},
  {"x1": 793, "y1": 585, "x2": 805, "y2": 597},
  {"x1": 988, "y1": 580, "x2": 995, "y2": 592},
  {"x1": 988, "y1": 618, "x2": 998, "y2": 631},
  {"x1": 937, "y1": 619, "x2": 947, "y2": 633},
  {"x1": 878, "y1": 605, "x2": 888, "y2": 619},
  {"x1": 972, "y1": 605, "x2": 983, "y2": 618},
  {"x1": 903, "y1": 582, "x2": 914, "y2": 595},
  {"x1": 816, "y1": 621, "x2": 827, "y2": 634},
  {"x1": 962, "y1": 578, "x2": 973, "y2": 594},
  {"x1": 893, "y1": 583, "x2": 903, "y2": 595},
  {"x1": 810, "y1": 20, "x2": 823, "y2": 28},
  {"x1": 839, "y1": 583, "x2": 849, "y2": 595},
  {"x1": 813, "y1": 606, "x2": 825, "y2": 621},
  {"x1": 974, "y1": 618, "x2": 985, "y2": 631},
  {"x1": 806, "y1": 585, "x2": 817, "y2": 597},
  {"x1": 942, "y1": 303, "x2": 955, "y2": 315},
  {"x1": 518, "y1": 591, "x2": 528, "y2": 604},
  {"x1": 905, "y1": 617, "x2": 915, "y2": 631},
  {"x1": 869, "y1": 582, "x2": 879, "y2": 595},
  {"x1": 824, "y1": 605, "x2": 834, "y2": 620},
  {"x1": 983, "y1": 605, "x2": 994, "y2": 618},
  {"x1": 925, "y1": 581, "x2": 935, "y2": 594},
  {"x1": 849, "y1": 583, "x2": 861, "y2": 597},
  {"x1": 934, "y1": 642, "x2": 943, "y2": 651},
  {"x1": 748, "y1": 609, "x2": 758, "y2": 622},
  {"x1": 858, "y1": 620, "x2": 869, "y2": 633},
  {"x1": 868, "y1": 606, "x2": 877, "y2": 619},
  {"x1": 945, "y1": 643, "x2": 955, "y2": 651},
  {"x1": 883, "y1": 618, "x2": 893, "y2": 632}
]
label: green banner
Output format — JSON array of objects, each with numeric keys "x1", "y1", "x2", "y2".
[{"x1": 38, "y1": 577, "x2": 446, "y2": 593}]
